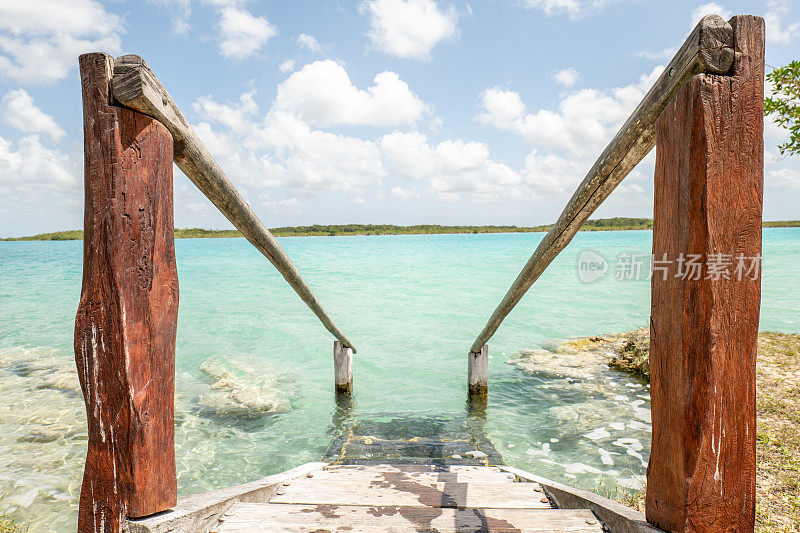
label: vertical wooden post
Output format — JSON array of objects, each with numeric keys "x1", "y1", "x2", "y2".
[
  {"x1": 468, "y1": 344, "x2": 489, "y2": 398},
  {"x1": 75, "y1": 52, "x2": 178, "y2": 532},
  {"x1": 334, "y1": 340, "x2": 353, "y2": 395},
  {"x1": 646, "y1": 16, "x2": 763, "y2": 532}
]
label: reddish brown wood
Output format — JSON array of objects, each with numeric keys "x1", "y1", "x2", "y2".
[
  {"x1": 646, "y1": 16, "x2": 764, "y2": 532},
  {"x1": 75, "y1": 52, "x2": 178, "y2": 532}
]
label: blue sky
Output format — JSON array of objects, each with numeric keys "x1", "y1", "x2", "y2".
[{"x1": 0, "y1": 0, "x2": 798, "y2": 237}]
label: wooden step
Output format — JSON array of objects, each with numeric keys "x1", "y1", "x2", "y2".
[
  {"x1": 270, "y1": 478, "x2": 552, "y2": 509},
  {"x1": 313, "y1": 464, "x2": 517, "y2": 484},
  {"x1": 218, "y1": 503, "x2": 604, "y2": 532}
]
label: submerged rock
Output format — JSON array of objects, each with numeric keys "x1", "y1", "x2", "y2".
[
  {"x1": 197, "y1": 356, "x2": 292, "y2": 419},
  {"x1": 16, "y1": 426, "x2": 66, "y2": 443},
  {"x1": 507, "y1": 347, "x2": 607, "y2": 380},
  {"x1": 507, "y1": 329, "x2": 650, "y2": 381},
  {"x1": 37, "y1": 369, "x2": 81, "y2": 393}
]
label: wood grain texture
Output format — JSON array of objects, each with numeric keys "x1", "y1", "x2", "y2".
[
  {"x1": 110, "y1": 55, "x2": 356, "y2": 353},
  {"x1": 269, "y1": 478, "x2": 552, "y2": 509},
  {"x1": 468, "y1": 344, "x2": 489, "y2": 397},
  {"x1": 76, "y1": 52, "x2": 178, "y2": 532},
  {"x1": 501, "y1": 466, "x2": 661, "y2": 533},
  {"x1": 646, "y1": 15, "x2": 764, "y2": 532},
  {"x1": 314, "y1": 465, "x2": 517, "y2": 484},
  {"x1": 469, "y1": 14, "x2": 735, "y2": 353},
  {"x1": 219, "y1": 503, "x2": 603, "y2": 532},
  {"x1": 125, "y1": 462, "x2": 327, "y2": 533},
  {"x1": 334, "y1": 340, "x2": 353, "y2": 395}
]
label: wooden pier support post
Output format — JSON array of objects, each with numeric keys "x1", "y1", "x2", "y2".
[
  {"x1": 646, "y1": 16, "x2": 764, "y2": 532},
  {"x1": 75, "y1": 52, "x2": 178, "y2": 532},
  {"x1": 334, "y1": 340, "x2": 353, "y2": 395},
  {"x1": 468, "y1": 344, "x2": 489, "y2": 398}
]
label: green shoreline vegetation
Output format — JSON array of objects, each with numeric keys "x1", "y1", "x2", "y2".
[{"x1": 3, "y1": 218, "x2": 800, "y2": 241}]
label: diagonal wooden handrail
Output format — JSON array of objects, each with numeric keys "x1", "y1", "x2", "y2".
[
  {"x1": 468, "y1": 14, "x2": 735, "y2": 354},
  {"x1": 111, "y1": 55, "x2": 356, "y2": 352}
]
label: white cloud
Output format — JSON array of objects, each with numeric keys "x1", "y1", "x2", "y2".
[
  {"x1": 521, "y1": 0, "x2": 615, "y2": 20},
  {"x1": 192, "y1": 90, "x2": 387, "y2": 194},
  {"x1": 148, "y1": 0, "x2": 192, "y2": 35},
  {"x1": 690, "y1": 3, "x2": 731, "y2": 27},
  {"x1": 380, "y1": 132, "x2": 437, "y2": 179},
  {"x1": 217, "y1": 6, "x2": 278, "y2": 58},
  {"x1": 297, "y1": 33, "x2": 322, "y2": 53},
  {"x1": 764, "y1": 0, "x2": 800, "y2": 45},
  {"x1": 553, "y1": 68, "x2": 580, "y2": 87},
  {"x1": 273, "y1": 60, "x2": 430, "y2": 127},
  {"x1": 389, "y1": 186, "x2": 421, "y2": 200},
  {"x1": 766, "y1": 168, "x2": 800, "y2": 189},
  {"x1": 379, "y1": 131, "x2": 523, "y2": 201},
  {"x1": 476, "y1": 88, "x2": 526, "y2": 127},
  {"x1": 359, "y1": 0, "x2": 458, "y2": 61},
  {"x1": 189, "y1": 57, "x2": 667, "y2": 207},
  {"x1": 3, "y1": 89, "x2": 65, "y2": 142},
  {"x1": 190, "y1": 82, "x2": 529, "y2": 204},
  {"x1": 0, "y1": 135, "x2": 77, "y2": 186},
  {"x1": 279, "y1": 59, "x2": 296, "y2": 73},
  {"x1": 635, "y1": 47, "x2": 676, "y2": 61},
  {"x1": 258, "y1": 194, "x2": 303, "y2": 212},
  {"x1": 520, "y1": 149, "x2": 585, "y2": 194},
  {"x1": 474, "y1": 67, "x2": 675, "y2": 205},
  {"x1": 477, "y1": 66, "x2": 664, "y2": 157},
  {"x1": 0, "y1": 0, "x2": 122, "y2": 84}
]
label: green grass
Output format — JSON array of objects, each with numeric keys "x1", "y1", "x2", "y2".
[
  {"x1": 3, "y1": 218, "x2": 798, "y2": 241},
  {"x1": 604, "y1": 329, "x2": 800, "y2": 531},
  {"x1": 0, "y1": 516, "x2": 26, "y2": 533},
  {"x1": 0, "y1": 496, "x2": 27, "y2": 533}
]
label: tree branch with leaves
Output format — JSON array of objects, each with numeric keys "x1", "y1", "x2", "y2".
[{"x1": 765, "y1": 61, "x2": 800, "y2": 157}]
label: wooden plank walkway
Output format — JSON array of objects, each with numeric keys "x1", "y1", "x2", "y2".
[
  {"x1": 216, "y1": 464, "x2": 604, "y2": 532},
  {"x1": 124, "y1": 414, "x2": 644, "y2": 531}
]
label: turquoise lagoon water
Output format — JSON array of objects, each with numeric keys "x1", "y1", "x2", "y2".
[{"x1": 0, "y1": 228, "x2": 798, "y2": 530}]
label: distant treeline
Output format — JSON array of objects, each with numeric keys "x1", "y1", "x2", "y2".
[{"x1": 3, "y1": 218, "x2": 799, "y2": 241}]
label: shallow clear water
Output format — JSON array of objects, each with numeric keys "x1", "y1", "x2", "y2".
[{"x1": 1, "y1": 228, "x2": 798, "y2": 531}]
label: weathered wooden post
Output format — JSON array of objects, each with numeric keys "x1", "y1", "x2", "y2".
[
  {"x1": 646, "y1": 15, "x2": 763, "y2": 532},
  {"x1": 334, "y1": 340, "x2": 353, "y2": 395},
  {"x1": 468, "y1": 344, "x2": 489, "y2": 398},
  {"x1": 75, "y1": 52, "x2": 178, "y2": 532}
]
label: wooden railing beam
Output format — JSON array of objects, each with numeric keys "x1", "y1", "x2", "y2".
[
  {"x1": 469, "y1": 14, "x2": 735, "y2": 354},
  {"x1": 110, "y1": 55, "x2": 356, "y2": 353}
]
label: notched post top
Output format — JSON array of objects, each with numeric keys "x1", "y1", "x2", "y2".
[
  {"x1": 696, "y1": 14, "x2": 735, "y2": 74},
  {"x1": 112, "y1": 54, "x2": 192, "y2": 139}
]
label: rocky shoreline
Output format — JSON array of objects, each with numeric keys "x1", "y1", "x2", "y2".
[
  {"x1": 512, "y1": 328, "x2": 800, "y2": 531},
  {"x1": 507, "y1": 328, "x2": 652, "y2": 382}
]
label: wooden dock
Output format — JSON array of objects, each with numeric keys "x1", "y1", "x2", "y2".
[
  {"x1": 215, "y1": 464, "x2": 603, "y2": 532},
  {"x1": 212, "y1": 415, "x2": 605, "y2": 531},
  {"x1": 129, "y1": 415, "x2": 658, "y2": 532}
]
